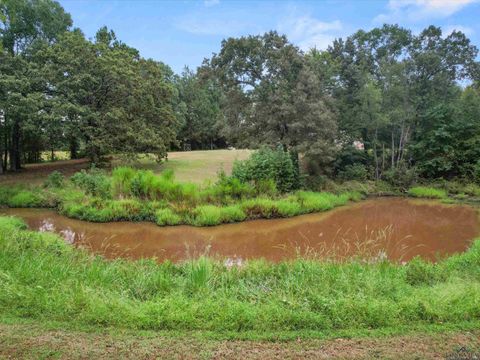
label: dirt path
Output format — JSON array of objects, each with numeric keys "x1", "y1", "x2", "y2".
[
  {"x1": 1, "y1": 324, "x2": 478, "y2": 359},
  {"x1": 0, "y1": 159, "x2": 90, "y2": 186}
]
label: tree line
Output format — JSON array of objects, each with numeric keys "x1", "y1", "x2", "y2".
[{"x1": 1, "y1": 0, "x2": 479, "y2": 182}]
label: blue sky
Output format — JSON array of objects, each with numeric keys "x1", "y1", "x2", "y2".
[{"x1": 59, "y1": 0, "x2": 480, "y2": 74}]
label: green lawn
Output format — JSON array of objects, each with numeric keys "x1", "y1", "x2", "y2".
[{"x1": 120, "y1": 149, "x2": 252, "y2": 183}]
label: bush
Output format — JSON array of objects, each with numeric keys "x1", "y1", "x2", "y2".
[
  {"x1": 408, "y1": 186, "x2": 447, "y2": 199},
  {"x1": 206, "y1": 170, "x2": 254, "y2": 200},
  {"x1": 338, "y1": 164, "x2": 369, "y2": 181},
  {"x1": 383, "y1": 165, "x2": 418, "y2": 189},
  {"x1": 232, "y1": 147, "x2": 300, "y2": 193},
  {"x1": 44, "y1": 171, "x2": 64, "y2": 188},
  {"x1": 71, "y1": 169, "x2": 111, "y2": 198}
]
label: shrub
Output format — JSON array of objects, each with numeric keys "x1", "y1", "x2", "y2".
[
  {"x1": 338, "y1": 164, "x2": 369, "y2": 181},
  {"x1": 208, "y1": 170, "x2": 255, "y2": 200},
  {"x1": 71, "y1": 169, "x2": 111, "y2": 198},
  {"x1": 383, "y1": 165, "x2": 418, "y2": 189},
  {"x1": 156, "y1": 208, "x2": 181, "y2": 226},
  {"x1": 232, "y1": 147, "x2": 300, "y2": 192},
  {"x1": 43, "y1": 171, "x2": 64, "y2": 188},
  {"x1": 408, "y1": 186, "x2": 447, "y2": 199},
  {"x1": 464, "y1": 183, "x2": 480, "y2": 197}
]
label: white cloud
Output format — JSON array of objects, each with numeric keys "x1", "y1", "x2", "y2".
[
  {"x1": 375, "y1": 0, "x2": 479, "y2": 23},
  {"x1": 442, "y1": 24, "x2": 474, "y2": 36},
  {"x1": 279, "y1": 16, "x2": 343, "y2": 51},
  {"x1": 204, "y1": 0, "x2": 219, "y2": 7}
]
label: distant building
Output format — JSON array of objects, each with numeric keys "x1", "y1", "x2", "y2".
[{"x1": 353, "y1": 141, "x2": 364, "y2": 150}]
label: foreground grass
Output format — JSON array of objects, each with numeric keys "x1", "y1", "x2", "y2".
[{"x1": 1, "y1": 216, "x2": 479, "y2": 339}]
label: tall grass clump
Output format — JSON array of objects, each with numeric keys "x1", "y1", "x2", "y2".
[
  {"x1": 408, "y1": 186, "x2": 447, "y2": 199},
  {"x1": 295, "y1": 191, "x2": 353, "y2": 212},
  {"x1": 192, "y1": 204, "x2": 247, "y2": 226},
  {"x1": 0, "y1": 219, "x2": 479, "y2": 336},
  {"x1": 111, "y1": 167, "x2": 199, "y2": 203},
  {"x1": 155, "y1": 208, "x2": 181, "y2": 226}
]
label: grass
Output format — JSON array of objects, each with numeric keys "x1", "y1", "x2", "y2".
[
  {"x1": 0, "y1": 149, "x2": 251, "y2": 187},
  {"x1": 0, "y1": 166, "x2": 362, "y2": 226},
  {"x1": 0, "y1": 322, "x2": 479, "y2": 359},
  {"x1": 0, "y1": 216, "x2": 479, "y2": 338},
  {"x1": 407, "y1": 186, "x2": 447, "y2": 199},
  {"x1": 122, "y1": 149, "x2": 252, "y2": 183}
]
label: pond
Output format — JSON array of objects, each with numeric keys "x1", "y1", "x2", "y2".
[{"x1": 2, "y1": 198, "x2": 479, "y2": 263}]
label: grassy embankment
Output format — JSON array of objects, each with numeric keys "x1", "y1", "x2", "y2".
[
  {"x1": 0, "y1": 164, "x2": 362, "y2": 226},
  {"x1": 0, "y1": 216, "x2": 479, "y2": 340}
]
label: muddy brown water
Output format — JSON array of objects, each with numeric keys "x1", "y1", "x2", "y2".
[{"x1": 2, "y1": 198, "x2": 479, "y2": 263}]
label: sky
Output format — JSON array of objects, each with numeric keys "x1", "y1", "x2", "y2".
[{"x1": 58, "y1": 0, "x2": 480, "y2": 74}]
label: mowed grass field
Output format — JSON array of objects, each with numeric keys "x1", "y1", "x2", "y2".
[
  {"x1": 133, "y1": 149, "x2": 252, "y2": 183},
  {"x1": 0, "y1": 149, "x2": 252, "y2": 186}
]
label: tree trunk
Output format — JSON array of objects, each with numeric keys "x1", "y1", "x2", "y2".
[
  {"x1": 70, "y1": 138, "x2": 78, "y2": 159},
  {"x1": 9, "y1": 121, "x2": 21, "y2": 171}
]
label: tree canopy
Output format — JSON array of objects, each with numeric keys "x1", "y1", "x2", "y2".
[{"x1": 1, "y1": 1, "x2": 479, "y2": 184}]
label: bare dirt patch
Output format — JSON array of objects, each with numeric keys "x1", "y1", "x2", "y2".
[{"x1": 0, "y1": 323, "x2": 478, "y2": 359}]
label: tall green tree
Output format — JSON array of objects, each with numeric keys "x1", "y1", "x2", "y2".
[
  {"x1": 204, "y1": 31, "x2": 337, "y2": 174},
  {"x1": 0, "y1": 0, "x2": 71, "y2": 171}
]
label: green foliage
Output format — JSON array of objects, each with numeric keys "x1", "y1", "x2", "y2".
[
  {"x1": 232, "y1": 148, "x2": 300, "y2": 193},
  {"x1": 0, "y1": 220, "x2": 479, "y2": 335},
  {"x1": 193, "y1": 205, "x2": 245, "y2": 226},
  {"x1": 405, "y1": 258, "x2": 446, "y2": 286},
  {"x1": 207, "y1": 170, "x2": 255, "y2": 200},
  {"x1": 0, "y1": 187, "x2": 49, "y2": 208},
  {"x1": 295, "y1": 191, "x2": 351, "y2": 212},
  {"x1": 337, "y1": 164, "x2": 369, "y2": 181},
  {"x1": 70, "y1": 169, "x2": 111, "y2": 198},
  {"x1": 155, "y1": 208, "x2": 181, "y2": 226},
  {"x1": 408, "y1": 187, "x2": 447, "y2": 199},
  {"x1": 43, "y1": 171, "x2": 65, "y2": 188},
  {"x1": 382, "y1": 166, "x2": 419, "y2": 189},
  {"x1": 111, "y1": 167, "x2": 136, "y2": 197}
]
